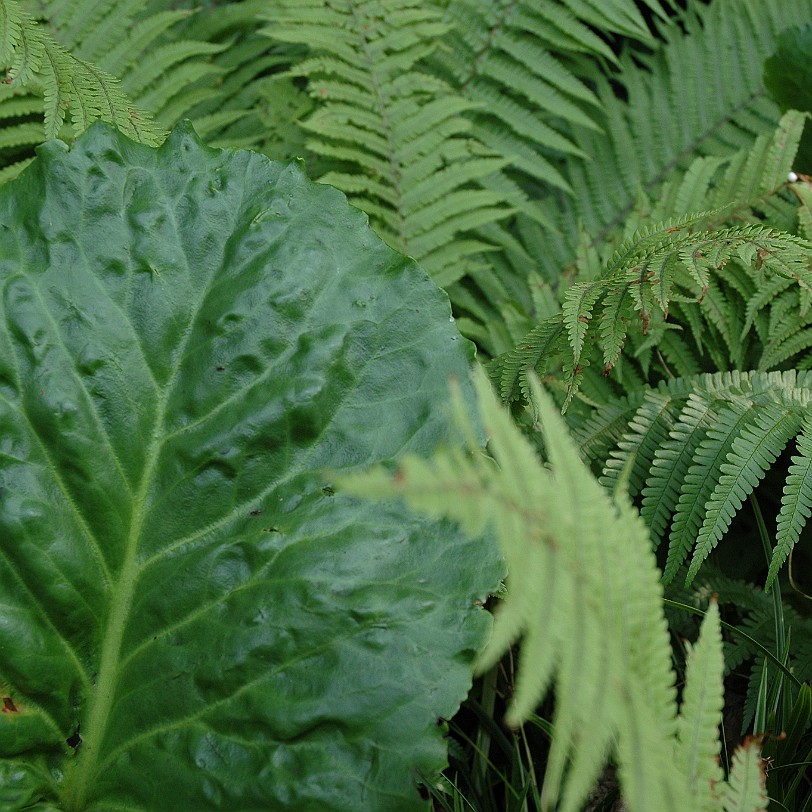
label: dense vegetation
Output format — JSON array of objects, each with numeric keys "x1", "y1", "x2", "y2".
[{"x1": 1, "y1": 0, "x2": 812, "y2": 809}]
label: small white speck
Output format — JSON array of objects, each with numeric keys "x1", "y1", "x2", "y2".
[{"x1": 788, "y1": 171, "x2": 799, "y2": 183}]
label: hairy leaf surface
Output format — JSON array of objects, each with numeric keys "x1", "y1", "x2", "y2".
[{"x1": 0, "y1": 122, "x2": 500, "y2": 811}]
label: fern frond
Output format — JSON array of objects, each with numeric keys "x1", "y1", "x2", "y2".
[
  {"x1": 647, "y1": 394, "x2": 720, "y2": 573},
  {"x1": 721, "y1": 738, "x2": 768, "y2": 811},
  {"x1": 563, "y1": 0, "x2": 666, "y2": 40},
  {"x1": 259, "y1": 0, "x2": 514, "y2": 287},
  {"x1": 340, "y1": 367, "x2": 767, "y2": 811},
  {"x1": 0, "y1": 0, "x2": 163, "y2": 143},
  {"x1": 496, "y1": 211, "x2": 812, "y2": 406},
  {"x1": 600, "y1": 387, "x2": 681, "y2": 498},
  {"x1": 689, "y1": 404, "x2": 802, "y2": 584},
  {"x1": 531, "y1": 0, "x2": 812, "y2": 282},
  {"x1": 574, "y1": 370, "x2": 812, "y2": 586},
  {"x1": 430, "y1": 0, "x2": 642, "y2": 198},
  {"x1": 340, "y1": 368, "x2": 685, "y2": 810}
]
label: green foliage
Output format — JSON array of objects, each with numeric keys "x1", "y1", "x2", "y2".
[
  {"x1": 764, "y1": 24, "x2": 812, "y2": 117},
  {"x1": 341, "y1": 368, "x2": 769, "y2": 812},
  {"x1": 0, "y1": 0, "x2": 278, "y2": 181},
  {"x1": 573, "y1": 370, "x2": 812, "y2": 587},
  {"x1": 0, "y1": 122, "x2": 500, "y2": 810},
  {"x1": 0, "y1": 0, "x2": 163, "y2": 143},
  {"x1": 491, "y1": 111, "x2": 812, "y2": 410},
  {"x1": 3, "y1": 1, "x2": 812, "y2": 808},
  {"x1": 256, "y1": 0, "x2": 517, "y2": 288},
  {"x1": 531, "y1": 0, "x2": 812, "y2": 282}
]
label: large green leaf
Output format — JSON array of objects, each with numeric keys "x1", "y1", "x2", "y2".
[{"x1": 0, "y1": 122, "x2": 500, "y2": 811}]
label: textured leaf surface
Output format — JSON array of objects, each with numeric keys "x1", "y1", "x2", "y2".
[{"x1": 0, "y1": 122, "x2": 500, "y2": 811}]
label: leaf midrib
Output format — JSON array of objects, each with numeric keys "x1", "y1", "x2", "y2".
[{"x1": 60, "y1": 172, "x2": 208, "y2": 810}]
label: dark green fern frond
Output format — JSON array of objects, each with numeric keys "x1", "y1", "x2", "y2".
[
  {"x1": 0, "y1": 0, "x2": 163, "y2": 143},
  {"x1": 259, "y1": 0, "x2": 514, "y2": 287},
  {"x1": 576, "y1": 370, "x2": 812, "y2": 587},
  {"x1": 641, "y1": 392, "x2": 720, "y2": 560},
  {"x1": 488, "y1": 314, "x2": 567, "y2": 404},
  {"x1": 431, "y1": 0, "x2": 605, "y2": 196},
  {"x1": 152, "y1": 1, "x2": 306, "y2": 152},
  {"x1": 532, "y1": 0, "x2": 812, "y2": 282},
  {"x1": 562, "y1": 218, "x2": 809, "y2": 406},
  {"x1": 688, "y1": 403, "x2": 802, "y2": 584},
  {"x1": 420, "y1": 0, "x2": 672, "y2": 355},
  {"x1": 35, "y1": 0, "x2": 150, "y2": 61}
]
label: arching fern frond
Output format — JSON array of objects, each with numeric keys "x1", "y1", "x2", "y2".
[
  {"x1": 258, "y1": 0, "x2": 514, "y2": 287},
  {"x1": 421, "y1": 0, "x2": 672, "y2": 357},
  {"x1": 492, "y1": 109, "x2": 812, "y2": 407},
  {"x1": 690, "y1": 403, "x2": 802, "y2": 584},
  {"x1": 0, "y1": 0, "x2": 163, "y2": 143},
  {"x1": 0, "y1": 1, "x2": 275, "y2": 182},
  {"x1": 492, "y1": 211, "x2": 812, "y2": 409},
  {"x1": 574, "y1": 370, "x2": 812, "y2": 587},
  {"x1": 340, "y1": 367, "x2": 767, "y2": 812}
]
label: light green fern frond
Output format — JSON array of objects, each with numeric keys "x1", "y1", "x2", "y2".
[
  {"x1": 0, "y1": 0, "x2": 163, "y2": 143},
  {"x1": 492, "y1": 212, "x2": 812, "y2": 408},
  {"x1": 340, "y1": 368, "x2": 680, "y2": 810},
  {"x1": 722, "y1": 738, "x2": 769, "y2": 811},
  {"x1": 258, "y1": 0, "x2": 514, "y2": 287},
  {"x1": 339, "y1": 367, "x2": 767, "y2": 812}
]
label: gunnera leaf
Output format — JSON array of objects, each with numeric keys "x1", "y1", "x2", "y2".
[{"x1": 0, "y1": 121, "x2": 501, "y2": 811}]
